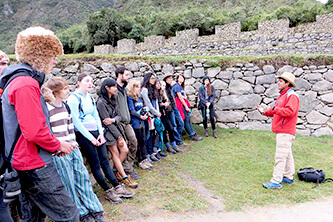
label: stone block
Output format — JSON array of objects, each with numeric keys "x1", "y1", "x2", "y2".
[
  {"x1": 247, "y1": 110, "x2": 268, "y2": 120},
  {"x1": 215, "y1": 22, "x2": 241, "y2": 40},
  {"x1": 142, "y1": 35, "x2": 165, "y2": 50},
  {"x1": 323, "y1": 70, "x2": 333, "y2": 82},
  {"x1": 217, "y1": 94, "x2": 261, "y2": 110},
  {"x1": 263, "y1": 65, "x2": 275, "y2": 74},
  {"x1": 312, "y1": 80, "x2": 332, "y2": 92},
  {"x1": 256, "y1": 74, "x2": 276, "y2": 85},
  {"x1": 175, "y1": 29, "x2": 199, "y2": 46},
  {"x1": 306, "y1": 110, "x2": 329, "y2": 124},
  {"x1": 264, "y1": 85, "x2": 279, "y2": 98},
  {"x1": 320, "y1": 92, "x2": 333, "y2": 103},
  {"x1": 313, "y1": 127, "x2": 333, "y2": 137},
  {"x1": 101, "y1": 63, "x2": 116, "y2": 73},
  {"x1": 211, "y1": 80, "x2": 228, "y2": 90},
  {"x1": 125, "y1": 62, "x2": 139, "y2": 72},
  {"x1": 228, "y1": 79, "x2": 253, "y2": 95},
  {"x1": 238, "y1": 122, "x2": 271, "y2": 131},
  {"x1": 295, "y1": 78, "x2": 311, "y2": 90},
  {"x1": 83, "y1": 64, "x2": 99, "y2": 74},
  {"x1": 216, "y1": 111, "x2": 246, "y2": 122},
  {"x1": 192, "y1": 68, "x2": 205, "y2": 78},
  {"x1": 117, "y1": 39, "x2": 136, "y2": 54},
  {"x1": 258, "y1": 19, "x2": 289, "y2": 37},
  {"x1": 207, "y1": 67, "x2": 221, "y2": 78}
]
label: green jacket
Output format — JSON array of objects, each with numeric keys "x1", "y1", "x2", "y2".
[{"x1": 116, "y1": 84, "x2": 131, "y2": 124}]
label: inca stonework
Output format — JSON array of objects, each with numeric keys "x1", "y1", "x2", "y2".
[{"x1": 52, "y1": 60, "x2": 333, "y2": 137}]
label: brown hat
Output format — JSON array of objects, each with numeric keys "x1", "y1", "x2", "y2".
[
  {"x1": 15, "y1": 27, "x2": 63, "y2": 74},
  {"x1": 278, "y1": 72, "x2": 296, "y2": 87}
]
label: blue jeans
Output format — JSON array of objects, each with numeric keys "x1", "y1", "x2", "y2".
[
  {"x1": 170, "y1": 109, "x2": 184, "y2": 144},
  {"x1": 17, "y1": 162, "x2": 79, "y2": 222},
  {"x1": 183, "y1": 107, "x2": 195, "y2": 137},
  {"x1": 0, "y1": 190, "x2": 13, "y2": 222}
]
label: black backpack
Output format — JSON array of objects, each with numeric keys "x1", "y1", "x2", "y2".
[{"x1": 297, "y1": 167, "x2": 333, "y2": 188}]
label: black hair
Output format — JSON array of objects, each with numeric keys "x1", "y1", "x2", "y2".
[
  {"x1": 100, "y1": 78, "x2": 117, "y2": 106},
  {"x1": 279, "y1": 78, "x2": 293, "y2": 87},
  {"x1": 141, "y1": 72, "x2": 158, "y2": 100},
  {"x1": 115, "y1": 66, "x2": 127, "y2": 78}
]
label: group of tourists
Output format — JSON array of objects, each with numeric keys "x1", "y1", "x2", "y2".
[{"x1": 0, "y1": 26, "x2": 300, "y2": 222}]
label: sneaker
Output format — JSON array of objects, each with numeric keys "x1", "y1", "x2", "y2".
[
  {"x1": 138, "y1": 160, "x2": 151, "y2": 170},
  {"x1": 205, "y1": 129, "x2": 209, "y2": 137},
  {"x1": 177, "y1": 142, "x2": 187, "y2": 146},
  {"x1": 167, "y1": 146, "x2": 177, "y2": 154},
  {"x1": 91, "y1": 212, "x2": 106, "y2": 222},
  {"x1": 114, "y1": 170, "x2": 122, "y2": 182},
  {"x1": 143, "y1": 159, "x2": 154, "y2": 169},
  {"x1": 114, "y1": 184, "x2": 135, "y2": 198},
  {"x1": 105, "y1": 188, "x2": 122, "y2": 204},
  {"x1": 149, "y1": 153, "x2": 160, "y2": 162},
  {"x1": 262, "y1": 182, "x2": 283, "y2": 189},
  {"x1": 159, "y1": 151, "x2": 168, "y2": 157},
  {"x1": 213, "y1": 129, "x2": 218, "y2": 138},
  {"x1": 122, "y1": 175, "x2": 138, "y2": 189},
  {"x1": 153, "y1": 147, "x2": 159, "y2": 153},
  {"x1": 129, "y1": 171, "x2": 140, "y2": 180},
  {"x1": 282, "y1": 177, "x2": 295, "y2": 185},
  {"x1": 190, "y1": 133, "x2": 203, "y2": 141},
  {"x1": 155, "y1": 152, "x2": 165, "y2": 160},
  {"x1": 173, "y1": 146, "x2": 183, "y2": 153},
  {"x1": 80, "y1": 214, "x2": 95, "y2": 222}
]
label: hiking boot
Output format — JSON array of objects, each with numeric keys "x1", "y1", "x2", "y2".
[
  {"x1": 114, "y1": 184, "x2": 135, "y2": 198},
  {"x1": 159, "y1": 150, "x2": 168, "y2": 157},
  {"x1": 91, "y1": 212, "x2": 106, "y2": 222},
  {"x1": 190, "y1": 133, "x2": 203, "y2": 141},
  {"x1": 114, "y1": 170, "x2": 122, "y2": 182},
  {"x1": 122, "y1": 175, "x2": 138, "y2": 189},
  {"x1": 205, "y1": 128, "x2": 209, "y2": 137},
  {"x1": 105, "y1": 188, "x2": 122, "y2": 204},
  {"x1": 173, "y1": 146, "x2": 183, "y2": 153},
  {"x1": 282, "y1": 177, "x2": 295, "y2": 185},
  {"x1": 80, "y1": 213, "x2": 95, "y2": 222},
  {"x1": 213, "y1": 129, "x2": 218, "y2": 138},
  {"x1": 262, "y1": 182, "x2": 283, "y2": 189},
  {"x1": 128, "y1": 171, "x2": 140, "y2": 180},
  {"x1": 155, "y1": 152, "x2": 165, "y2": 160},
  {"x1": 167, "y1": 146, "x2": 177, "y2": 154},
  {"x1": 150, "y1": 153, "x2": 160, "y2": 162},
  {"x1": 138, "y1": 160, "x2": 151, "y2": 170}
]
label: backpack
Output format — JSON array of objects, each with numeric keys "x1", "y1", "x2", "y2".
[
  {"x1": 297, "y1": 167, "x2": 333, "y2": 188},
  {"x1": 69, "y1": 93, "x2": 95, "y2": 120}
]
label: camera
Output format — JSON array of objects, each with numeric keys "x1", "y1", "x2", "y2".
[{"x1": 139, "y1": 107, "x2": 153, "y2": 117}]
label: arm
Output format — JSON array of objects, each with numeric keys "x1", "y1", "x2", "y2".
[
  {"x1": 198, "y1": 87, "x2": 208, "y2": 105},
  {"x1": 209, "y1": 86, "x2": 216, "y2": 104},
  {"x1": 176, "y1": 92, "x2": 189, "y2": 110},
  {"x1": 91, "y1": 97, "x2": 103, "y2": 135},
  {"x1": 141, "y1": 88, "x2": 160, "y2": 117},
  {"x1": 67, "y1": 94, "x2": 95, "y2": 141}
]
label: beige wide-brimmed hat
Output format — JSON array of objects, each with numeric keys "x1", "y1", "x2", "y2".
[{"x1": 278, "y1": 72, "x2": 296, "y2": 87}]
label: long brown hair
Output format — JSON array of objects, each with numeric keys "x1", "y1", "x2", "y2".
[
  {"x1": 127, "y1": 80, "x2": 141, "y2": 101},
  {"x1": 176, "y1": 74, "x2": 185, "y2": 89}
]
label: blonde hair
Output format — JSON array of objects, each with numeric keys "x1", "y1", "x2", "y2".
[
  {"x1": 127, "y1": 80, "x2": 141, "y2": 101},
  {"x1": 42, "y1": 86, "x2": 55, "y2": 103},
  {"x1": 43, "y1": 77, "x2": 68, "y2": 102}
]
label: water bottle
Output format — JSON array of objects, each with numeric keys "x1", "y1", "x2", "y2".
[{"x1": 206, "y1": 108, "x2": 210, "y2": 118}]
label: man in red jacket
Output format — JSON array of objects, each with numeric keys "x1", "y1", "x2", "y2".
[{"x1": 258, "y1": 72, "x2": 300, "y2": 189}]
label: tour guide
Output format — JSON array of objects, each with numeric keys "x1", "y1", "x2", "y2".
[{"x1": 258, "y1": 72, "x2": 300, "y2": 189}]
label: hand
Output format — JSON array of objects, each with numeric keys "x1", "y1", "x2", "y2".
[
  {"x1": 91, "y1": 138, "x2": 99, "y2": 146},
  {"x1": 158, "y1": 113, "x2": 162, "y2": 118},
  {"x1": 117, "y1": 137, "x2": 125, "y2": 147},
  {"x1": 103, "y1": 118, "x2": 115, "y2": 126},
  {"x1": 164, "y1": 102, "x2": 170, "y2": 107},
  {"x1": 206, "y1": 102, "x2": 211, "y2": 108},
  {"x1": 140, "y1": 114, "x2": 148, "y2": 120},
  {"x1": 185, "y1": 106, "x2": 190, "y2": 113},
  {"x1": 59, "y1": 141, "x2": 75, "y2": 155},
  {"x1": 97, "y1": 134, "x2": 106, "y2": 145},
  {"x1": 263, "y1": 107, "x2": 271, "y2": 113}
]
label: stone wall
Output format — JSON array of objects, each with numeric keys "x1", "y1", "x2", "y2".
[
  {"x1": 94, "y1": 13, "x2": 333, "y2": 56},
  {"x1": 52, "y1": 60, "x2": 333, "y2": 137}
]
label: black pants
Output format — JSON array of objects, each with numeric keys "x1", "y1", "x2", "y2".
[
  {"x1": 201, "y1": 104, "x2": 216, "y2": 130},
  {"x1": 134, "y1": 128, "x2": 147, "y2": 162},
  {"x1": 161, "y1": 114, "x2": 175, "y2": 144},
  {"x1": 76, "y1": 130, "x2": 119, "y2": 190}
]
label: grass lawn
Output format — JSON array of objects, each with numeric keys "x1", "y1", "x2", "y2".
[{"x1": 97, "y1": 127, "x2": 333, "y2": 219}]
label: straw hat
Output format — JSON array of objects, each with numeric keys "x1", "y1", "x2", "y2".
[{"x1": 278, "y1": 72, "x2": 296, "y2": 87}]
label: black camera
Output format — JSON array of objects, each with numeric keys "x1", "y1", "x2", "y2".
[{"x1": 139, "y1": 107, "x2": 153, "y2": 117}]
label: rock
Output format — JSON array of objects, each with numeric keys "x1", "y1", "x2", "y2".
[
  {"x1": 277, "y1": 65, "x2": 296, "y2": 75},
  {"x1": 228, "y1": 79, "x2": 253, "y2": 95},
  {"x1": 207, "y1": 67, "x2": 221, "y2": 78},
  {"x1": 242, "y1": 76, "x2": 256, "y2": 84},
  {"x1": 296, "y1": 129, "x2": 311, "y2": 136},
  {"x1": 216, "y1": 94, "x2": 261, "y2": 110},
  {"x1": 83, "y1": 64, "x2": 99, "y2": 73},
  {"x1": 299, "y1": 94, "x2": 320, "y2": 113},
  {"x1": 295, "y1": 78, "x2": 311, "y2": 90},
  {"x1": 138, "y1": 62, "x2": 148, "y2": 67},
  {"x1": 320, "y1": 92, "x2": 333, "y2": 103},
  {"x1": 312, "y1": 80, "x2": 332, "y2": 92},
  {"x1": 193, "y1": 63, "x2": 202, "y2": 68},
  {"x1": 244, "y1": 71, "x2": 254, "y2": 77},
  {"x1": 192, "y1": 68, "x2": 205, "y2": 78},
  {"x1": 162, "y1": 64, "x2": 174, "y2": 74},
  {"x1": 323, "y1": 70, "x2": 333, "y2": 82},
  {"x1": 125, "y1": 62, "x2": 139, "y2": 72},
  {"x1": 306, "y1": 73, "x2": 322, "y2": 81},
  {"x1": 238, "y1": 122, "x2": 271, "y2": 131},
  {"x1": 193, "y1": 82, "x2": 202, "y2": 90},
  {"x1": 247, "y1": 110, "x2": 268, "y2": 120},
  {"x1": 256, "y1": 74, "x2": 276, "y2": 85},
  {"x1": 313, "y1": 127, "x2": 333, "y2": 137},
  {"x1": 294, "y1": 68, "x2": 303, "y2": 77},
  {"x1": 254, "y1": 85, "x2": 265, "y2": 93},
  {"x1": 233, "y1": 72, "x2": 243, "y2": 79},
  {"x1": 216, "y1": 71, "x2": 233, "y2": 80},
  {"x1": 152, "y1": 64, "x2": 161, "y2": 71},
  {"x1": 306, "y1": 110, "x2": 329, "y2": 124},
  {"x1": 254, "y1": 70, "x2": 264, "y2": 76},
  {"x1": 211, "y1": 80, "x2": 228, "y2": 90},
  {"x1": 185, "y1": 78, "x2": 196, "y2": 85},
  {"x1": 215, "y1": 111, "x2": 246, "y2": 122},
  {"x1": 101, "y1": 63, "x2": 116, "y2": 73},
  {"x1": 189, "y1": 59, "x2": 197, "y2": 64},
  {"x1": 263, "y1": 97, "x2": 274, "y2": 104},
  {"x1": 264, "y1": 85, "x2": 279, "y2": 98},
  {"x1": 64, "y1": 63, "x2": 79, "y2": 73},
  {"x1": 51, "y1": 68, "x2": 61, "y2": 75},
  {"x1": 190, "y1": 108, "x2": 202, "y2": 124},
  {"x1": 318, "y1": 106, "x2": 333, "y2": 116},
  {"x1": 199, "y1": 58, "x2": 207, "y2": 63},
  {"x1": 184, "y1": 69, "x2": 192, "y2": 78},
  {"x1": 263, "y1": 65, "x2": 275, "y2": 74}
]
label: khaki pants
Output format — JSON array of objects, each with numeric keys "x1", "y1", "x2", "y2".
[
  {"x1": 118, "y1": 122, "x2": 138, "y2": 173},
  {"x1": 271, "y1": 133, "x2": 295, "y2": 183}
]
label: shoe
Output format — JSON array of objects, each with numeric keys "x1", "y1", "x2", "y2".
[
  {"x1": 262, "y1": 182, "x2": 283, "y2": 189},
  {"x1": 155, "y1": 152, "x2": 165, "y2": 160},
  {"x1": 143, "y1": 159, "x2": 154, "y2": 169},
  {"x1": 149, "y1": 153, "x2": 160, "y2": 162},
  {"x1": 282, "y1": 177, "x2": 295, "y2": 185},
  {"x1": 213, "y1": 129, "x2": 218, "y2": 138},
  {"x1": 80, "y1": 214, "x2": 95, "y2": 222},
  {"x1": 159, "y1": 151, "x2": 168, "y2": 157},
  {"x1": 129, "y1": 171, "x2": 140, "y2": 180},
  {"x1": 190, "y1": 133, "x2": 203, "y2": 141},
  {"x1": 138, "y1": 160, "x2": 151, "y2": 170},
  {"x1": 205, "y1": 129, "x2": 209, "y2": 137},
  {"x1": 177, "y1": 142, "x2": 187, "y2": 146},
  {"x1": 153, "y1": 147, "x2": 159, "y2": 153},
  {"x1": 105, "y1": 188, "x2": 122, "y2": 204},
  {"x1": 167, "y1": 146, "x2": 177, "y2": 154},
  {"x1": 173, "y1": 145, "x2": 183, "y2": 153},
  {"x1": 113, "y1": 170, "x2": 122, "y2": 182},
  {"x1": 114, "y1": 184, "x2": 135, "y2": 198},
  {"x1": 91, "y1": 212, "x2": 106, "y2": 222},
  {"x1": 122, "y1": 175, "x2": 138, "y2": 189}
]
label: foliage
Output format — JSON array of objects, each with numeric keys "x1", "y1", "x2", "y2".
[{"x1": 56, "y1": 25, "x2": 90, "y2": 53}]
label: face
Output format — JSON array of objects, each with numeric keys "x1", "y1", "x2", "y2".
[
  {"x1": 149, "y1": 75, "x2": 156, "y2": 85},
  {"x1": 120, "y1": 70, "x2": 130, "y2": 83},
  {"x1": 46, "y1": 56, "x2": 57, "y2": 74},
  {"x1": 0, "y1": 61, "x2": 8, "y2": 74},
  {"x1": 155, "y1": 81, "x2": 161, "y2": 90},
  {"x1": 134, "y1": 84, "x2": 141, "y2": 95},
  {"x1": 165, "y1": 76, "x2": 173, "y2": 84},
  {"x1": 178, "y1": 75, "x2": 184, "y2": 84},
  {"x1": 56, "y1": 86, "x2": 69, "y2": 100},
  {"x1": 277, "y1": 78, "x2": 290, "y2": 91},
  {"x1": 204, "y1": 79, "x2": 210, "y2": 86},
  {"x1": 106, "y1": 85, "x2": 117, "y2": 96},
  {"x1": 78, "y1": 75, "x2": 93, "y2": 92},
  {"x1": 161, "y1": 81, "x2": 166, "y2": 91}
]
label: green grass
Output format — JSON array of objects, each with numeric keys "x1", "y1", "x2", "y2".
[{"x1": 95, "y1": 127, "x2": 333, "y2": 219}]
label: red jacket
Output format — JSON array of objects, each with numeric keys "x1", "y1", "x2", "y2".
[{"x1": 264, "y1": 87, "x2": 300, "y2": 136}]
